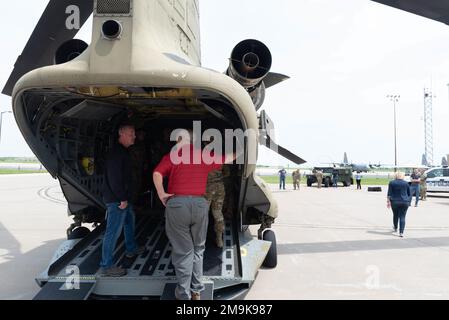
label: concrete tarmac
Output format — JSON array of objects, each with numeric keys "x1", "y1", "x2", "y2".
[
  {"x1": 1, "y1": 174, "x2": 449, "y2": 299},
  {"x1": 0, "y1": 174, "x2": 70, "y2": 300},
  {"x1": 246, "y1": 183, "x2": 449, "y2": 300}
]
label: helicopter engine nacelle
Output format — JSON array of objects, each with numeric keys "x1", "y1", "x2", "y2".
[
  {"x1": 227, "y1": 39, "x2": 272, "y2": 109},
  {"x1": 54, "y1": 39, "x2": 88, "y2": 65},
  {"x1": 227, "y1": 39, "x2": 272, "y2": 88}
]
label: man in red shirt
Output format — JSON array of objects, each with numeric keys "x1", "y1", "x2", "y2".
[{"x1": 153, "y1": 129, "x2": 234, "y2": 300}]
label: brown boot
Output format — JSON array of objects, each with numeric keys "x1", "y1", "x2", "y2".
[
  {"x1": 102, "y1": 266, "x2": 127, "y2": 277},
  {"x1": 191, "y1": 291, "x2": 201, "y2": 300}
]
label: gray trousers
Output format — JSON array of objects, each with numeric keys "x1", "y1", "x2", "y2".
[{"x1": 165, "y1": 196, "x2": 209, "y2": 300}]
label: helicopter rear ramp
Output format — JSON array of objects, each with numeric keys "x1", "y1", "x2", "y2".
[{"x1": 33, "y1": 211, "x2": 244, "y2": 299}]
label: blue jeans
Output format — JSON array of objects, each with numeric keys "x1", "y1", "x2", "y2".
[
  {"x1": 410, "y1": 184, "x2": 420, "y2": 206},
  {"x1": 391, "y1": 202, "x2": 409, "y2": 233},
  {"x1": 280, "y1": 177, "x2": 286, "y2": 190},
  {"x1": 333, "y1": 178, "x2": 338, "y2": 188},
  {"x1": 100, "y1": 203, "x2": 138, "y2": 269}
]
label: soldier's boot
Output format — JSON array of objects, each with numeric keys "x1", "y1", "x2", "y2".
[{"x1": 214, "y1": 218, "x2": 225, "y2": 248}]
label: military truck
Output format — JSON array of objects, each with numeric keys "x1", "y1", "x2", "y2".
[{"x1": 306, "y1": 167, "x2": 353, "y2": 187}]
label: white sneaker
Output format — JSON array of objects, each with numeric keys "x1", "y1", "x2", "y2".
[{"x1": 399, "y1": 233, "x2": 404, "y2": 238}]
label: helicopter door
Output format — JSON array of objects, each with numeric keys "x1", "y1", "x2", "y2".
[{"x1": 258, "y1": 110, "x2": 306, "y2": 165}]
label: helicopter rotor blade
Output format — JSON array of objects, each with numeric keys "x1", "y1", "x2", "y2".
[{"x1": 2, "y1": 0, "x2": 93, "y2": 96}]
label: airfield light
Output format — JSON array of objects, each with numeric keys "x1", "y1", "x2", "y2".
[
  {"x1": 0, "y1": 111, "x2": 12, "y2": 144},
  {"x1": 387, "y1": 95, "x2": 400, "y2": 172}
]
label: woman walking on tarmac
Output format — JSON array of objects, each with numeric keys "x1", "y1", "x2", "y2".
[{"x1": 387, "y1": 172, "x2": 411, "y2": 238}]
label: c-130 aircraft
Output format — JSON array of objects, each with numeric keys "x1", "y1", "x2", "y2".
[{"x1": 2, "y1": 0, "x2": 306, "y2": 300}]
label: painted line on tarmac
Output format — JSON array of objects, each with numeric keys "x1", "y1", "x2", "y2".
[
  {"x1": 37, "y1": 186, "x2": 66, "y2": 205},
  {"x1": 274, "y1": 223, "x2": 449, "y2": 231}
]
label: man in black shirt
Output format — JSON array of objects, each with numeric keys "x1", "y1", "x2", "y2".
[{"x1": 100, "y1": 124, "x2": 145, "y2": 277}]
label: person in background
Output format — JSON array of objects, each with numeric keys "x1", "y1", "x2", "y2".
[
  {"x1": 315, "y1": 169, "x2": 323, "y2": 189},
  {"x1": 409, "y1": 168, "x2": 421, "y2": 207},
  {"x1": 387, "y1": 171, "x2": 411, "y2": 238},
  {"x1": 356, "y1": 171, "x2": 362, "y2": 190},
  {"x1": 278, "y1": 168, "x2": 287, "y2": 190},
  {"x1": 292, "y1": 169, "x2": 301, "y2": 190},
  {"x1": 332, "y1": 169, "x2": 339, "y2": 188},
  {"x1": 419, "y1": 169, "x2": 427, "y2": 201}
]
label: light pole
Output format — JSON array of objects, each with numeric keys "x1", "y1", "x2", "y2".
[
  {"x1": 387, "y1": 95, "x2": 400, "y2": 172},
  {"x1": 0, "y1": 111, "x2": 12, "y2": 144}
]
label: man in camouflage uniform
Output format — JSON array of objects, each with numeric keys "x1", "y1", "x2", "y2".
[
  {"x1": 420, "y1": 170, "x2": 427, "y2": 201},
  {"x1": 205, "y1": 166, "x2": 230, "y2": 248},
  {"x1": 315, "y1": 169, "x2": 323, "y2": 189},
  {"x1": 292, "y1": 169, "x2": 301, "y2": 190},
  {"x1": 222, "y1": 165, "x2": 234, "y2": 221}
]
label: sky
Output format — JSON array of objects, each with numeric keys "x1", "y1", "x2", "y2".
[{"x1": 1, "y1": 0, "x2": 449, "y2": 167}]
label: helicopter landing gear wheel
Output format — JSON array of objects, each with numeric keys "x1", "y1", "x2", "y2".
[
  {"x1": 262, "y1": 229, "x2": 277, "y2": 268},
  {"x1": 67, "y1": 226, "x2": 90, "y2": 240}
]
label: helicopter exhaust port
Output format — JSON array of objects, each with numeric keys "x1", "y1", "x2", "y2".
[
  {"x1": 54, "y1": 39, "x2": 88, "y2": 65},
  {"x1": 226, "y1": 39, "x2": 274, "y2": 110},
  {"x1": 101, "y1": 20, "x2": 123, "y2": 40},
  {"x1": 227, "y1": 39, "x2": 272, "y2": 89}
]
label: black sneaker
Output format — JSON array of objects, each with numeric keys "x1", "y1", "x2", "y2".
[{"x1": 102, "y1": 266, "x2": 127, "y2": 277}]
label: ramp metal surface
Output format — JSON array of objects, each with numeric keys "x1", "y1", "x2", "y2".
[
  {"x1": 49, "y1": 212, "x2": 239, "y2": 281},
  {"x1": 33, "y1": 281, "x2": 96, "y2": 300}
]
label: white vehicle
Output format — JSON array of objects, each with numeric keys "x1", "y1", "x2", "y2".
[{"x1": 425, "y1": 167, "x2": 449, "y2": 193}]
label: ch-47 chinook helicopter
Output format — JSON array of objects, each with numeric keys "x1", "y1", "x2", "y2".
[{"x1": 2, "y1": 0, "x2": 305, "y2": 300}]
